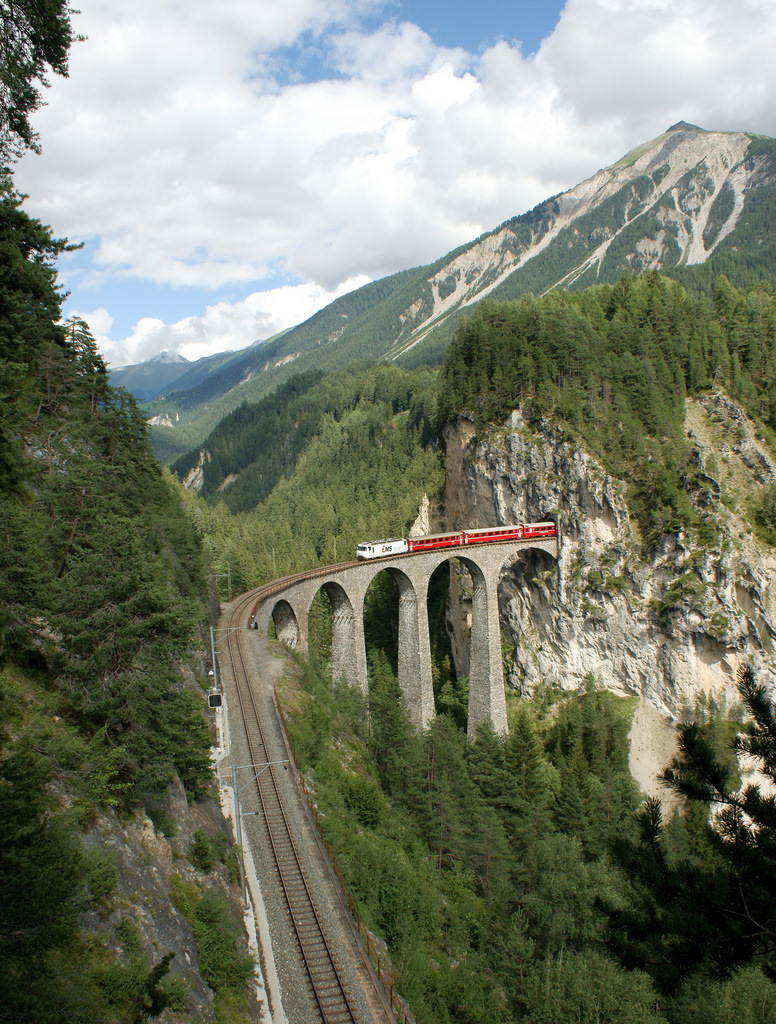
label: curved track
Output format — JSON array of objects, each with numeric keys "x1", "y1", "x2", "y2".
[{"x1": 224, "y1": 585, "x2": 362, "y2": 1024}]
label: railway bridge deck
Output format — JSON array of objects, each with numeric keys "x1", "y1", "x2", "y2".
[{"x1": 250, "y1": 534, "x2": 559, "y2": 735}]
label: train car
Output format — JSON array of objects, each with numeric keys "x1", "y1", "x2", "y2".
[
  {"x1": 356, "y1": 521, "x2": 557, "y2": 560},
  {"x1": 522, "y1": 521, "x2": 557, "y2": 539},
  {"x1": 406, "y1": 531, "x2": 465, "y2": 553},
  {"x1": 463, "y1": 524, "x2": 526, "y2": 544},
  {"x1": 462, "y1": 522, "x2": 556, "y2": 544},
  {"x1": 356, "y1": 538, "x2": 409, "y2": 560}
]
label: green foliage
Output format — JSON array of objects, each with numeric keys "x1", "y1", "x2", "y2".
[
  {"x1": 146, "y1": 807, "x2": 177, "y2": 838},
  {"x1": 750, "y1": 482, "x2": 776, "y2": 545},
  {"x1": 95, "y1": 919, "x2": 184, "y2": 1024},
  {"x1": 364, "y1": 572, "x2": 400, "y2": 674},
  {"x1": 282, "y1": 654, "x2": 776, "y2": 1023},
  {"x1": 609, "y1": 666, "x2": 776, "y2": 995},
  {"x1": 285, "y1": 656, "x2": 335, "y2": 770},
  {"x1": 192, "y1": 891, "x2": 254, "y2": 992},
  {"x1": 171, "y1": 369, "x2": 327, "y2": 502},
  {"x1": 651, "y1": 571, "x2": 708, "y2": 622},
  {"x1": 0, "y1": 0, "x2": 80, "y2": 161},
  {"x1": 435, "y1": 672, "x2": 469, "y2": 729},
  {"x1": 169, "y1": 874, "x2": 199, "y2": 918},
  {"x1": 0, "y1": 85, "x2": 220, "y2": 1019},
  {"x1": 668, "y1": 965, "x2": 776, "y2": 1024},
  {"x1": 0, "y1": 706, "x2": 82, "y2": 968},
  {"x1": 172, "y1": 361, "x2": 441, "y2": 513},
  {"x1": 0, "y1": 182, "x2": 212, "y2": 799},
  {"x1": 170, "y1": 876, "x2": 253, "y2": 993},
  {"x1": 367, "y1": 649, "x2": 416, "y2": 795},
  {"x1": 189, "y1": 828, "x2": 233, "y2": 874},
  {"x1": 281, "y1": 657, "x2": 667, "y2": 1024},
  {"x1": 703, "y1": 183, "x2": 737, "y2": 250},
  {"x1": 438, "y1": 273, "x2": 776, "y2": 548},
  {"x1": 519, "y1": 949, "x2": 658, "y2": 1024},
  {"x1": 82, "y1": 848, "x2": 119, "y2": 903}
]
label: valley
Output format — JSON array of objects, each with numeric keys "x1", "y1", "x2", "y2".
[
  {"x1": 116, "y1": 123, "x2": 776, "y2": 467},
  {"x1": 4, "y1": 36, "x2": 776, "y2": 1019}
]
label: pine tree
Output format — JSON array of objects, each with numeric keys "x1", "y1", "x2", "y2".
[{"x1": 609, "y1": 665, "x2": 776, "y2": 990}]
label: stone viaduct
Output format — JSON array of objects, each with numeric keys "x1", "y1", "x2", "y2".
[{"x1": 251, "y1": 535, "x2": 559, "y2": 736}]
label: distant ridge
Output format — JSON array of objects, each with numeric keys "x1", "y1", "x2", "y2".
[{"x1": 146, "y1": 124, "x2": 776, "y2": 465}]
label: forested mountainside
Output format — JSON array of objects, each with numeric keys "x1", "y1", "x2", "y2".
[
  {"x1": 277, "y1": 652, "x2": 776, "y2": 1024},
  {"x1": 147, "y1": 269, "x2": 424, "y2": 465},
  {"x1": 146, "y1": 125, "x2": 776, "y2": 466},
  {"x1": 439, "y1": 271, "x2": 776, "y2": 542},
  {"x1": 0, "y1": 174, "x2": 253, "y2": 1022},
  {"x1": 172, "y1": 363, "x2": 439, "y2": 514},
  {"x1": 176, "y1": 268, "x2": 776, "y2": 1024},
  {"x1": 178, "y1": 272, "x2": 776, "y2": 565},
  {"x1": 175, "y1": 365, "x2": 444, "y2": 591}
]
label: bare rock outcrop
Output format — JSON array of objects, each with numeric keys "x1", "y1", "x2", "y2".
[{"x1": 444, "y1": 394, "x2": 776, "y2": 720}]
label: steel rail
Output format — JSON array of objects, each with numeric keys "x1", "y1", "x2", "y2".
[{"x1": 224, "y1": 589, "x2": 360, "y2": 1024}]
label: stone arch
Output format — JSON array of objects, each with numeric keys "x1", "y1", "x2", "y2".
[
  {"x1": 363, "y1": 564, "x2": 434, "y2": 730},
  {"x1": 497, "y1": 543, "x2": 559, "y2": 696},
  {"x1": 269, "y1": 599, "x2": 299, "y2": 647},
  {"x1": 453, "y1": 555, "x2": 504, "y2": 734},
  {"x1": 458, "y1": 542, "x2": 559, "y2": 735},
  {"x1": 314, "y1": 581, "x2": 358, "y2": 686}
]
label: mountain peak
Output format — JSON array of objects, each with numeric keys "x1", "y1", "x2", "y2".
[
  {"x1": 666, "y1": 120, "x2": 706, "y2": 134},
  {"x1": 151, "y1": 350, "x2": 189, "y2": 364}
]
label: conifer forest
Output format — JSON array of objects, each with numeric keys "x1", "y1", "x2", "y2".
[
  {"x1": 4, "y1": 3, "x2": 776, "y2": 1022},
  {"x1": 183, "y1": 272, "x2": 776, "y2": 1023}
]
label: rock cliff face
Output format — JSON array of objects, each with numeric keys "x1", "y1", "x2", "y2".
[
  {"x1": 444, "y1": 392, "x2": 776, "y2": 722},
  {"x1": 82, "y1": 777, "x2": 247, "y2": 1023},
  {"x1": 74, "y1": 658, "x2": 258, "y2": 1023}
]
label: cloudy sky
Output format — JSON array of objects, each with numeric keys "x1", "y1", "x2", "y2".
[{"x1": 15, "y1": 0, "x2": 776, "y2": 367}]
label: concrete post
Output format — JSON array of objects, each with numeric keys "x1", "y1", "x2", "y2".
[
  {"x1": 414, "y1": 581, "x2": 436, "y2": 729},
  {"x1": 353, "y1": 599, "x2": 369, "y2": 695}
]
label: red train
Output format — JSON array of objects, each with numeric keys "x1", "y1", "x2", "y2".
[{"x1": 356, "y1": 522, "x2": 557, "y2": 560}]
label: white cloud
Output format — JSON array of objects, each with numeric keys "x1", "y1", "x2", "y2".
[
  {"x1": 89, "y1": 275, "x2": 370, "y2": 366},
  {"x1": 15, "y1": 0, "x2": 776, "y2": 366},
  {"x1": 539, "y1": 0, "x2": 776, "y2": 135}
]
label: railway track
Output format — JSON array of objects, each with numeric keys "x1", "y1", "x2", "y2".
[{"x1": 223, "y1": 587, "x2": 363, "y2": 1024}]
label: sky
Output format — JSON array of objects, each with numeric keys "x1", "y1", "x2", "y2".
[{"x1": 15, "y1": 0, "x2": 776, "y2": 368}]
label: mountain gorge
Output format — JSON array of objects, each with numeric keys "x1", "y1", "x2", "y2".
[
  {"x1": 177, "y1": 265, "x2": 776, "y2": 736},
  {"x1": 9, "y1": 5, "x2": 776, "y2": 1020},
  {"x1": 145, "y1": 123, "x2": 776, "y2": 464},
  {"x1": 231, "y1": 267, "x2": 776, "y2": 1023}
]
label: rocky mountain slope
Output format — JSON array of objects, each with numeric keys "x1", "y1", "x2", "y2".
[
  {"x1": 148, "y1": 123, "x2": 776, "y2": 464},
  {"x1": 444, "y1": 390, "x2": 776, "y2": 726},
  {"x1": 385, "y1": 124, "x2": 766, "y2": 360}
]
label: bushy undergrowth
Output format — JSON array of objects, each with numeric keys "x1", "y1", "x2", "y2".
[
  {"x1": 280, "y1": 656, "x2": 776, "y2": 1024},
  {"x1": 169, "y1": 876, "x2": 254, "y2": 995}
]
